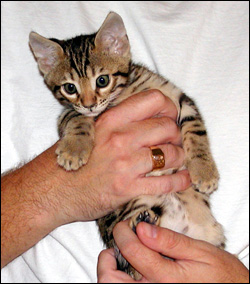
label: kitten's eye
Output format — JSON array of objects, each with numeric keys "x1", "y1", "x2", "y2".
[
  {"x1": 96, "y1": 75, "x2": 109, "y2": 88},
  {"x1": 64, "y1": 83, "x2": 77, "y2": 95}
]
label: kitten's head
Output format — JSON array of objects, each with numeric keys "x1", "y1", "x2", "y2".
[{"x1": 29, "y1": 12, "x2": 131, "y2": 116}]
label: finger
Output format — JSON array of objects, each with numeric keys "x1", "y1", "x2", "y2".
[
  {"x1": 97, "y1": 90, "x2": 178, "y2": 128},
  {"x1": 136, "y1": 170, "x2": 191, "y2": 194},
  {"x1": 97, "y1": 249, "x2": 117, "y2": 276},
  {"x1": 97, "y1": 249, "x2": 137, "y2": 283},
  {"x1": 128, "y1": 116, "x2": 182, "y2": 148},
  {"x1": 136, "y1": 222, "x2": 206, "y2": 261},
  {"x1": 113, "y1": 221, "x2": 178, "y2": 283},
  {"x1": 132, "y1": 144, "x2": 185, "y2": 175}
]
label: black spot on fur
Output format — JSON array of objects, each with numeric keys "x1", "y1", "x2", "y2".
[
  {"x1": 179, "y1": 116, "x2": 196, "y2": 127},
  {"x1": 220, "y1": 242, "x2": 226, "y2": 249},
  {"x1": 151, "y1": 205, "x2": 164, "y2": 216},
  {"x1": 203, "y1": 199, "x2": 210, "y2": 208},
  {"x1": 113, "y1": 71, "x2": 129, "y2": 77},
  {"x1": 76, "y1": 131, "x2": 89, "y2": 136},
  {"x1": 105, "y1": 214, "x2": 118, "y2": 228},
  {"x1": 182, "y1": 226, "x2": 189, "y2": 234},
  {"x1": 192, "y1": 130, "x2": 207, "y2": 136}
]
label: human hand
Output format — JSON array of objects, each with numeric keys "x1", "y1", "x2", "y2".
[
  {"x1": 1, "y1": 89, "x2": 191, "y2": 268},
  {"x1": 69, "y1": 90, "x2": 191, "y2": 221},
  {"x1": 97, "y1": 221, "x2": 249, "y2": 283}
]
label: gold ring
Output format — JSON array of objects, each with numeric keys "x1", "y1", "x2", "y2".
[{"x1": 150, "y1": 147, "x2": 165, "y2": 171}]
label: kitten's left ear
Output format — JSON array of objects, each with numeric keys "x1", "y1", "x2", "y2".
[
  {"x1": 29, "y1": 32, "x2": 65, "y2": 76},
  {"x1": 95, "y1": 12, "x2": 130, "y2": 57}
]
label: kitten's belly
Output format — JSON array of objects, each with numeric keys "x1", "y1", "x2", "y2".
[
  {"x1": 159, "y1": 194, "x2": 190, "y2": 234},
  {"x1": 123, "y1": 193, "x2": 189, "y2": 234},
  {"x1": 124, "y1": 189, "x2": 224, "y2": 246}
]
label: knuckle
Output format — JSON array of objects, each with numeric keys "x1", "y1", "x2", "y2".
[
  {"x1": 177, "y1": 147, "x2": 185, "y2": 165},
  {"x1": 167, "y1": 119, "x2": 179, "y2": 137},
  {"x1": 149, "y1": 89, "x2": 166, "y2": 104},
  {"x1": 124, "y1": 241, "x2": 142, "y2": 258},
  {"x1": 108, "y1": 132, "x2": 125, "y2": 149},
  {"x1": 115, "y1": 158, "x2": 127, "y2": 170},
  {"x1": 112, "y1": 158, "x2": 130, "y2": 175},
  {"x1": 164, "y1": 176, "x2": 174, "y2": 192},
  {"x1": 164, "y1": 229, "x2": 191, "y2": 252},
  {"x1": 96, "y1": 109, "x2": 115, "y2": 128},
  {"x1": 113, "y1": 221, "x2": 124, "y2": 235},
  {"x1": 165, "y1": 230, "x2": 182, "y2": 250},
  {"x1": 108, "y1": 131, "x2": 131, "y2": 150},
  {"x1": 179, "y1": 173, "x2": 187, "y2": 189},
  {"x1": 98, "y1": 249, "x2": 105, "y2": 258},
  {"x1": 166, "y1": 145, "x2": 184, "y2": 167},
  {"x1": 111, "y1": 168, "x2": 129, "y2": 194},
  {"x1": 179, "y1": 170, "x2": 190, "y2": 189},
  {"x1": 149, "y1": 89, "x2": 174, "y2": 111},
  {"x1": 166, "y1": 144, "x2": 178, "y2": 163},
  {"x1": 159, "y1": 117, "x2": 179, "y2": 137}
]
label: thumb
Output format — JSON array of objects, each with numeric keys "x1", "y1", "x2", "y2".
[{"x1": 136, "y1": 222, "x2": 205, "y2": 261}]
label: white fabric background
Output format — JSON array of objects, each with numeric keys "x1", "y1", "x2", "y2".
[{"x1": 1, "y1": 1, "x2": 249, "y2": 283}]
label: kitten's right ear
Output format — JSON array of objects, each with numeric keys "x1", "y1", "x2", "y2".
[
  {"x1": 95, "y1": 12, "x2": 130, "y2": 57},
  {"x1": 29, "y1": 32, "x2": 64, "y2": 76}
]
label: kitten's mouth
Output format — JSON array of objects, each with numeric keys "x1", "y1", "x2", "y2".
[
  {"x1": 73, "y1": 103, "x2": 109, "y2": 117},
  {"x1": 73, "y1": 91, "x2": 120, "y2": 117}
]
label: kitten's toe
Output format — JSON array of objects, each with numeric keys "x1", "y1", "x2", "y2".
[
  {"x1": 56, "y1": 145, "x2": 89, "y2": 171},
  {"x1": 187, "y1": 159, "x2": 219, "y2": 194},
  {"x1": 192, "y1": 177, "x2": 219, "y2": 194},
  {"x1": 56, "y1": 153, "x2": 84, "y2": 171},
  {"x1": 130, "y1": 209, "x2": 160, "y2": 233},
  {"x1": 191, "y1": 166, "x2": 219, "y2": 194}
]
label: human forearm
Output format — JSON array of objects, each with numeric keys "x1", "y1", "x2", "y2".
[{"x1": 1, "y1": 142, "x2": 92, "y2": 268}]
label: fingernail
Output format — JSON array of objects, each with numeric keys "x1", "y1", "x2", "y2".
[{"x1": 142, "y1": 222, "x2": 157, "y2": 238}]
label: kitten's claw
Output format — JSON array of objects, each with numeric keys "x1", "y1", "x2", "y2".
[
  {"x1": 56, "y1": 149, "x2": 88, "y2": 171},
  {"x1": 192, "y1": 178, "x2": 218, "y2": 194},
  {"x1": 130, "y1": 210, "x2": 160, "y2": 233}
]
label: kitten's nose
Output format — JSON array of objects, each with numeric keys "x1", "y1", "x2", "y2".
[
  {"x1": 81, "y1": 96, "x2": 97, "y2": 109},
  {"x1": 84, "y1": 103, "x2": 96, "y2": 109}
]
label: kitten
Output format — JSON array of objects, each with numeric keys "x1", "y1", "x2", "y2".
[{"x1": 29, "y1": 12, "x2": 225, "y2": 280}]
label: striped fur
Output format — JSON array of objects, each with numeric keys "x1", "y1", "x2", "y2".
[{"x1": 29, "y1": 12, "x2": 225, "y2": 280}]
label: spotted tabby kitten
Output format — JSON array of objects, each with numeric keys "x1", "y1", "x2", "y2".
[{"x1": 29, "y1": 12, "x2": 225, "y2": 280}]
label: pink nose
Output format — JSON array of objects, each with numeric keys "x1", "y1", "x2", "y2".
[
  {"x1": 81, "y1": 96, "x2": 97, "y2": 108},
  {"x1": 84, "y1": 103, "x2": 96, "y2": 109}
]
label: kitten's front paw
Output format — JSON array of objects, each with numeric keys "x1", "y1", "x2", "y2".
[
  {"x1": 56, "y1": 138, "x2": 92, "y2": 171},
  {"x1": 129, "y1": 210, "x2": 160, "y2": 233},
  {"x1": 187, "y1": 158, "x2": 219, "y2": 194}
]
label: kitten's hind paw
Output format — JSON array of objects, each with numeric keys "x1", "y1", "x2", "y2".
[{"x1": 129, "y1": 210, "x2": 160, "y2": 233}]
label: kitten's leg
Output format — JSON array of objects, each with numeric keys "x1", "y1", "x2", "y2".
[
  {"x1": 98, "y1": 198, "x2": 164, "y2": 281},
  {"x1": 178, "y1": 93, "x2": 219, "y2": 194},
  {"x1": 56, "y1": 109, "x2": 95, "y2": 171}
]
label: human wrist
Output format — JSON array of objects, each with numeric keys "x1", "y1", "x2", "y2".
[{"x1": 31, "y1": 143, "x2": 98, "y2": 224}]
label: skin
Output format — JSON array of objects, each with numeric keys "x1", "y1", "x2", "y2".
[
  {"x1": 97, "y1": 221, "x2": 249, "y2": 283},
  {"x1": 1, "y1": 90, "x2": 191, "y2": 268}
]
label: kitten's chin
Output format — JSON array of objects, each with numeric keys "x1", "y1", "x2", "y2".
[{"x1": 83, "y1": 112, "x2": 100, "y2": 117}]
